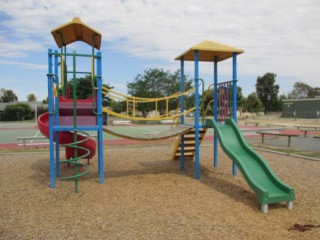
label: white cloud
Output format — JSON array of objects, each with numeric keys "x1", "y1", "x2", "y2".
[
  {"x1": 0, "y1": 78, "x2": 19, "y2": 84},
  {"x1": 1, "y1": 0, "x2": 320, "y2": 98},
  {"x1": 0, "y1": 60, "x2": 47, "y2": 70}
]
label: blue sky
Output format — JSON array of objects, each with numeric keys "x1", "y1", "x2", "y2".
[{"x1": 0, "y1": 0, "x2": 319, "y2": 101}]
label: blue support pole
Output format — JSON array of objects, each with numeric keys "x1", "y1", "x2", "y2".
[
  {"x1": 194, "y1": 50, "x2": 200, "y2": 179},
  {"x1": 232, "y1": 52, "x2": 238, "y2": 122},
  {"x1": 54, "y1": 51, "x2": 60, "y2": 177},
  {"x1": 96, "y1": 52, "x2": 104, "y2": 184},
  {"x1": 232, "y1": 52, "x2": 238, "y2": 176},
  {"x1": 180, "y1": 57, "x2": 185, "y2": 170},
  {"x1": 48, "y1": 49, "x2": 55, "y2": 188},
  {"x1": 213, "y1": 57, "x2": 219, "y2": 168}
]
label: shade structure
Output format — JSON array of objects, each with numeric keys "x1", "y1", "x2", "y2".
[
  {"x1": 51, "y1": 17, "x2": 102, "y2": 50},
  {"x1": 175, "y1": 40, "x2": 244, "y2": 62}
]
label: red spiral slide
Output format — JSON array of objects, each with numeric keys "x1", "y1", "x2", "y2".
[{"x1": 38, "y1": 112, "x2": 96, "y2": 160}]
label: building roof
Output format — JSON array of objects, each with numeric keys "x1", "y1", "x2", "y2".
[
  {"x1": 51, "y1": 17, "x2": 102, "y2": 50},
  {"x1": 175, "y1": 40, "x2": 244, "y2": 62},
  {"x1": 282, "y1": 98, "x2": 320, "y2": 102}
]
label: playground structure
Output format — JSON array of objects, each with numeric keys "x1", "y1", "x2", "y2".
[
  {"x1": 39, "y1": 17, "x2": 295, "y2": 212},
  {"x1": 38, "y1": 17, "x2": 104, "y2": 192}
]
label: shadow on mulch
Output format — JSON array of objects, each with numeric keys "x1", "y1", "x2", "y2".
[{"x1": 29, "y1": 154, "x2": 289, "y2": 212}]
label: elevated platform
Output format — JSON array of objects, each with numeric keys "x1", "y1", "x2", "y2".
[
  {"x1": 59, "y1": 115, "x2": 97, "y2": 126},
  {"x1": 59, "y1": 97, "x2": 96, "y2": 116}
]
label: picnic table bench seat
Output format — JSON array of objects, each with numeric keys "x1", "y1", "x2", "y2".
[{"x1": 256, "y1": 131, "x2": 299, "y2": 147}]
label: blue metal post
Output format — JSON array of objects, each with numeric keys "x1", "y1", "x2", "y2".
[
  {"x1": 232, "y1": 53, "x2": 238, "y2": 122},
  {"x1": 232, "y1": 52, "x2": 238, "y2": 176},
  {"x1": 180, "y1": 57, "x2": 185, "y2": 170},
  {"x1": 48, "y1": 49, "x2": 55, "y2": 188},
  {"x1": 96, "y1": 52, "x2": 104, "y2": 184},
  {"x1": 54, "y1": 51, "x2": 60, "y2": 177},
  {"x1": 194, "y1": 50, "x2": 200, "y2": 179},
  {"x1": 213, "y1": 57, "x2": 218, "y2": 168}
]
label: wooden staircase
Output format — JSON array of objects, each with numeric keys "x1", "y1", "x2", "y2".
[{"x1": 171, "y1": 128, "x2": 207, "y2": 160}]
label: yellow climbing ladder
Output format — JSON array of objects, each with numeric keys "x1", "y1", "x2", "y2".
[
  {"x1": 170, "y1": 83, "x2": 214, "y2": 160},
  {"x1": 171, "y1": 128, "x2": 207, "y2": 160}
]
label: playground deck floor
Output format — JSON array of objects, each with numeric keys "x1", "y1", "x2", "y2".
[{"x1": 0, "y1": 144, "x2": 319, "y2": 239}]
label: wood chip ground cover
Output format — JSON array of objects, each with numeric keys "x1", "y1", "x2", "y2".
[{"x1": 0, "y1": 144, "x2": 319, "y2": 239}]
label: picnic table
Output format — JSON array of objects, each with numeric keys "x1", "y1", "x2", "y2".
[
  {"x1": 244, "y1": 122, "x2": 260, "y2": 126},
  {"x1": 17, "y1": 136, "x2": 47, "y2": 147},
  {"x1": 256, "y1": 131, "x2": 300, "y2": 147},
  {"x1": 294, "y1": 125, "x2": 320, "y2": 137},
  {"x1": 266, "y1": 124, "x2": 286, "y2": 129},
  {"x1": 294, "y1": 125, "x2": 320, "y2": 130}
]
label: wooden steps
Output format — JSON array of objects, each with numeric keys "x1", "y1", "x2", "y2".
[{"x1": 171, "y1": 128, "x2": 207, "y2": 160}]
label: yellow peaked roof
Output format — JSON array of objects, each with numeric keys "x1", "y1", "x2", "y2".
[
  {"x1": 175, "y1": 40, "x2": 244, "y2": 62},
  {"x1": 51, "y1": 17, "x2": 102, "y2": 50}
]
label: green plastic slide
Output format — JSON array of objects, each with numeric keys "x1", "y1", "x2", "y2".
[{"x1": 205, "y1": 119, "x2": 295, "y2": 212}]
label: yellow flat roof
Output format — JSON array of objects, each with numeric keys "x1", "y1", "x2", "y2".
[
  {"x1": 175, "y1": 40, "x2": 244, "y2": 62},
  {"x1": 51, "y1": 17, "x2": 102, "y2": 50}
]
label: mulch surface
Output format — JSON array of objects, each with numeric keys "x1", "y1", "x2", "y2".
[{"x1": 0, "y1": 143, "x2": 319, "y2": 239}]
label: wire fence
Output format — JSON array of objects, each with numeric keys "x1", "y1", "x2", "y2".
[
  {"x1": 2, "y1": 108, "x2": 320, "y2": 122},
  {"x1": 282, "y1": 111, "x2": 320, "y2": 119},
  {"x1": 0, "y1": 107, "x2": 48, "y2": 122},
  {"x1": 239, "y1": 111, "x2": 320, "y2": 122}
]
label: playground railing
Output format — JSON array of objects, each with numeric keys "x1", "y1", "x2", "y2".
[{"x1": 102, "y1": 86, "x2": 196, "y2": 121}]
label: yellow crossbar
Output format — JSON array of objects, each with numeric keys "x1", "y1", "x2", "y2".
[
  {"x1": 102, "y1": 86, "x2": 195, "y2": 102},
  {"x1": 103, "y1": 107, "x2": 195, "y2": 121}
]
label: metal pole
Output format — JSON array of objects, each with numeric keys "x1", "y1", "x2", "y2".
[
  {"x1": 48, "y1": 49, "x2": 55, "y2": 188},
  {"x1": 180, "y1": 57, "x2": 185, "y2": 170},
  {"x1": 72, "y1": 51, "x2": 79, "y2": 192},
  {"x1": 194, "y1": 50, "x2": 200, "y2": 179},
  {"x1": 54, "y1": 50, "x2": 60, "y2": 177},
  {"x1": 232, "y1": 52, "x2": 238, "y2": 176},
  {"x1": 97, "y1": 52, "x2": 104, "y2": 184},
  {"x1": 34, "y1": 104, "x2": 37, "y2": 124},
  {"x1": 213, "y1": 57, "x2": 218, "y2": 168}
]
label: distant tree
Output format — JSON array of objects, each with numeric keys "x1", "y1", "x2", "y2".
[
  {"x1": 111, "y1": 100, "x2": 126, "y2": 113},
  {"x1": 238, "y1": 96, "x2": 247, "y2": 110},
  {"x1": 236, "y1": 86, "x2": 246, "y2": 108},
  {"x1": 42, "y1": 97, "x2": 48, "y2": 104},
  {"x1": 37, "y1": 105, "x2": 48, "y2": 116},
  {"x1": 67, "y1": 75, "x2": 113, "y2": 106},
  {"x1": 27, "y1": 93, "x2": 37, "y2": 102},
  {"x1": 307, "y1": 87, "x2": 320, "y2": 98},
  {"x1": 127, "y1": 68, "x2": 193, "y2": 117},
  {"x1": 278, "y1": 94, "x2": 287, "y2": 101},
  {"x1": 287, "y1": 82, "x2": 312, "y2": 99},
  {"x1": 255, "y1": 73, "x2": 280, "y2": 112},
  {"x1": 1, "y1": 103, "x2": 33, "y2": 121},
  {"x1": 245, "y1": 93, "x2": 264, "y2": 113},
  {"x1": 0, "y1": 88, "x2": 18, "y2": 102}
]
